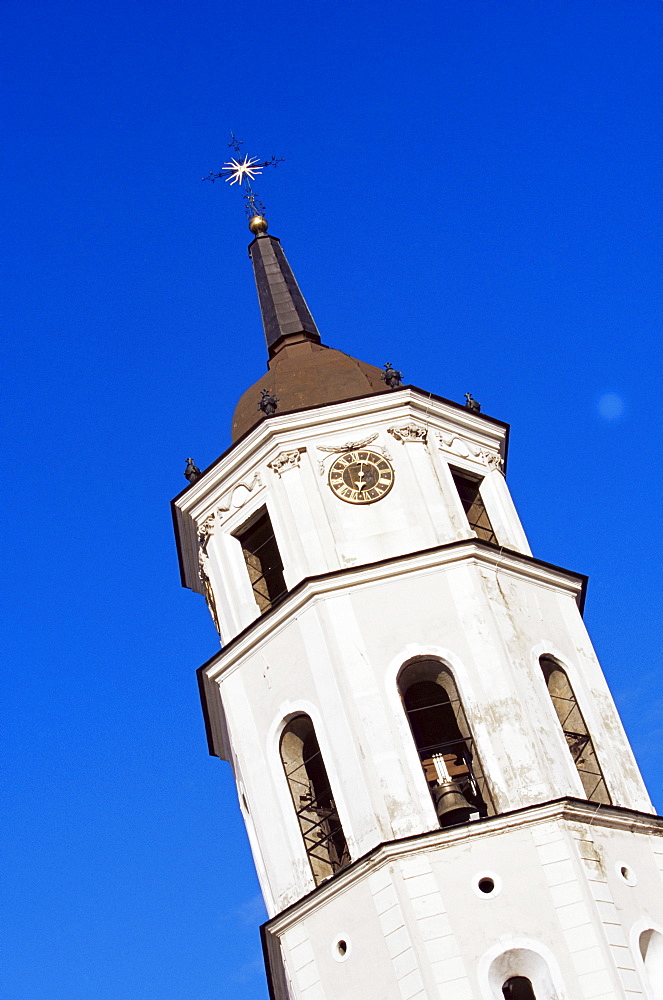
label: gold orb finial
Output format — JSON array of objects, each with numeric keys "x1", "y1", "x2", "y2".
[{"x1": 248, "y1": 214, "x2": 268, "y2": 235}]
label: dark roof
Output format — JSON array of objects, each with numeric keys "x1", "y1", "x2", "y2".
[
  {"x1": 231, "y1": 338, "x2": 390, "y2": 441},
  {"x1": 230, "y1": 228, "x2": 393, "y2": 440},
  {"x1": 249, "y1": 232, "x2": 320, "y2": 356}
]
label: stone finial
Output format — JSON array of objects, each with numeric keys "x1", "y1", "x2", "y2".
[
  {"x1": 184, "y1": 458, "x2": 202, "y2": 484},
  {"x1": 382, "y1": 363, "x2": 403, "y2": 389},
  {"x1": 259, "y1": 389, "x2": 278, "y2": 416}
]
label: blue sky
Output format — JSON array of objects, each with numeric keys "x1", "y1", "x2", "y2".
[{"x1": 2, "y1": 2, "x2": 660, "y2": 997}]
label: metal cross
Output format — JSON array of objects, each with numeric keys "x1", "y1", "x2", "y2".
[{"x1": 203, "y1": 133, "x2": 283, "y2": 219}]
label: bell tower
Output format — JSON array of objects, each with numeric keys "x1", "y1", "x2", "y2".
[{"x1": 172, "y1": 200, "x2": 662, "y2": 999}]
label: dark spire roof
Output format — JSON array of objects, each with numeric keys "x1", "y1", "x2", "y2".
[
  {"x1": 231, "y1": 219, "x2": 390, "y2": 442},
  {"x1": 249, "y1": 230, "x2": 320, "y2": 358},
  {"x1": 231, "y1": 340, "x2": 388, "y2": 441}
]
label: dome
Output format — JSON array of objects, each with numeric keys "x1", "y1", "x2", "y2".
[{"x1": 231, "y1": 338, "x2": 389, "y2": 441}]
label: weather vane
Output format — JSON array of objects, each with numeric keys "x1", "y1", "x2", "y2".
[{"x1": 203, "y1": 133, "x2": 283, "y2": 224}]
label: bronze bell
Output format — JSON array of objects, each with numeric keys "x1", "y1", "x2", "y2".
[{"x1": 433, "y1": 780, "x2": 474, "y2": 827}]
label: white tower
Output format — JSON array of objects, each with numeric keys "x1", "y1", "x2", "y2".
[{"x1": 172, "y1": 213, "x2": 663, "y2": 1000}]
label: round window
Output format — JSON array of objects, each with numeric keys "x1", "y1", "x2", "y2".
[
  {"x1": 331, "y1": 935, "x2": 351, "y2": 962},
  {"x1": 472, "y1": 871, "x2": 502, "y2": 898}
]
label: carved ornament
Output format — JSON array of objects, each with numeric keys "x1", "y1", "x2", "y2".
[
  {"x1": 198, "y1": 549, "x2": 221, "y2": 635},
  {"x1": 268, "y1": 448, "x2": 305, "y2": 477},
  {"x1": 317, "y1": 432, "x2": 379, "y2": 454},
  {"x1": 197, "y1": 470, "x2": 264, "y2": 543},
  {"x1": 316, "y1": 432, "x2": 392, "y2": 475},
  {"x1": 481, "y1": 450, "x2": 505, "y2": 472},
  {"x1": 437, "y1": 433, "x2": 504, "y2": 473},
  {"x1": 388, "y1": 423, "x2": 428, "y2": 444}
]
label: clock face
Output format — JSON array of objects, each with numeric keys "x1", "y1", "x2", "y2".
[{"x1": 328, "y1": 450, "x2": 395, "y2": 504}]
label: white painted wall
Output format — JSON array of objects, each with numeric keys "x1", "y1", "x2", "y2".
[
  {"x1": 269, "y1": 809, "x2": 663, "y2": 1000},
  {"x1": 202, "y1": 552, "x2": 652, "y2": 912},
  {"x1": 174, "y1": 389, "x2": 660, "y2": 1000},
  {"x1": 174, "y1": 390, "x2": 515, "y2": 637}
]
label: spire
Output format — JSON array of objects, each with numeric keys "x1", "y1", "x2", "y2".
[
  {"x1": 232, "y1": 217, "x2": 387, "y2": 443},
  {"x1": 248, "y1": 219, "x2": 321, "y2": 358}
]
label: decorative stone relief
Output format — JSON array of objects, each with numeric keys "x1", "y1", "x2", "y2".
[
  {"x1": 195, "y1": 469, "x2": 264, "y2": 633},
  {"x1": 268, "y1": 448, "x2": 305, "y2": 477},
  {"x1": 387, "y1": 423, "x2": 428, "y2": 444},
  {"x1": 481, "y1": 449, "x2": 505, "y2": 472},
  {"x1": 316, "y1": 432, "x2": 392, "y2": 475},
  {"x1": 198, "y1": 549, "x2": 221, "y2": 635},
  {"x1": 197, "y1": 470, "x2": 264, "y2": 542},
  {"x1": 438, "y1": 433, "x2": 481, "y2": 458},
  {"x1": 437, "y1": 433, "x2": 504, "y2": 473},
  {"x1": 317, "y1": 432, "x2": 379, "y2": 454},
  {"x1": 229, "y1": 470, "x2": 263, "y2": 507}
]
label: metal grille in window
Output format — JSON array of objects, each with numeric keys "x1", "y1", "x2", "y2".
[
  {"x1": 541, "y1": 658, "x2": 611, "y2": 805},
  {"x1": 450, "y1": 469, "x2": 497, "y2": 544},
  {"x1": 404, "y1": 680, "x2": 495, "y2": 821},
  {"x1": 237, "y1": 510, "x2": 287, "y2": 613},
  {"x1": 280, "y1": 717, "x2": 350, "y2": 886}
]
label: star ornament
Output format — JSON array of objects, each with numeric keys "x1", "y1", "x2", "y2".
[{"x1": 221, "y1": 155, "x2": 264, "y2": 186}]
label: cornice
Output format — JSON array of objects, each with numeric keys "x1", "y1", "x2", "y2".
[
  {"x1": 263, "y1": 798, "x2": 663, "y2": 934},
  {"x1": 175, "y1": 387, "x2": 507, "y2": 511},
  {"x1": 199, "y1": 540, "x2": 587, "y2": 683},
  {"x1": 172, "y1": 388, "x2": 510, "y2": 591},
  {"x1": 173, "y1": 385, "x2": 509, "y2": 506}
]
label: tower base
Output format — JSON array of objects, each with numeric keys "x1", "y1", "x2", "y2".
[{"x1": 262, "y1": 799, "x2": 663, "y2": 1000}]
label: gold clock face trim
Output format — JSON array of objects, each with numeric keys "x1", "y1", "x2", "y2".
[{"x1": 328, "y1": 450, "x2": 395, "y2": 504}]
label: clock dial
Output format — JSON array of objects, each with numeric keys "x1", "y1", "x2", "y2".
[{"x1": 328, "y1": 450, "x2": 394, "y2": 504}]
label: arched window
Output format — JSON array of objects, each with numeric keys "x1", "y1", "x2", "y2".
[
  {"x1": 399, "y1": 660, "x2": 494, "y2": 826},
  {"x1": 235, "y1": 507, "x2": 287, "y2": 614},
  {"x1": 540, "y1": 656, "x2": 611, "y2": 804},
  {"x1": 502, "y1": 977, "x2": 537, "y2": 999},
  {"x1": 639, "y1": 929, "x2": 663, "y2": 1000},
  {"x1": 280, "y1": 715, "x2": 350, "y2": 885},
  {"x1": 488, "y1": 949, "x2": 557, "y2": 999}
]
